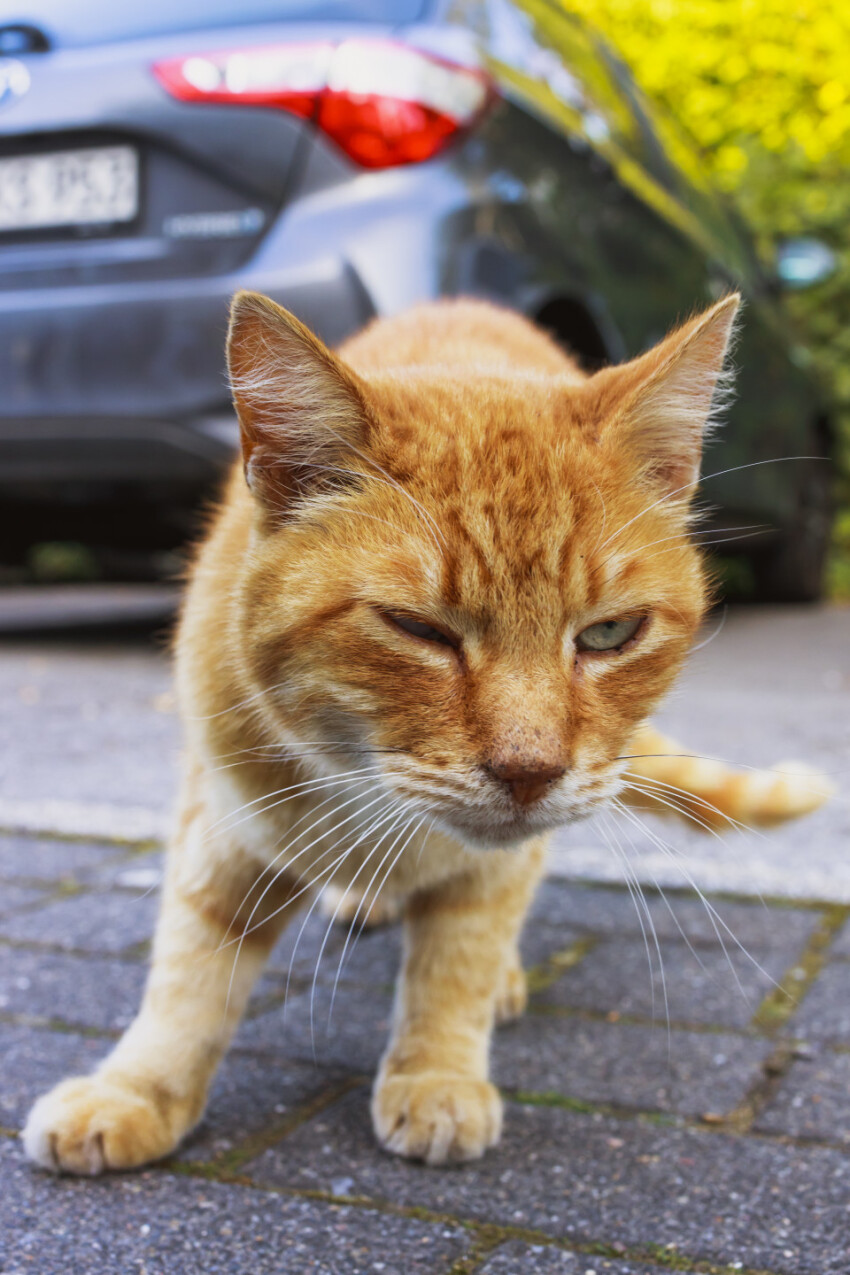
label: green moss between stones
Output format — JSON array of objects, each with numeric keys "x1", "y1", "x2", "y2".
[{"x1": 752, "y1": 905, "x2": 848, "y2": 1033}]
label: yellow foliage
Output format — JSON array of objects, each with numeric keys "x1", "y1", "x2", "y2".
[
  {"x1": 560, "y1": 0, "x2": 850, "y2": 595},
  {"x1": 560, "y1": 0, "x2": 850, "y2": 233}
]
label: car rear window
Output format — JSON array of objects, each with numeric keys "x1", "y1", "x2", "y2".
[{"x1": 0, "y1": 1, "x2": 428, "y2": 49}]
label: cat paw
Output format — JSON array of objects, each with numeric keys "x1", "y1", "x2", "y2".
[
  {"x1": 22, "y1": 1076, "x2": 177, "y2": 1175},
  {"x1": 372, "y1": 1072, "x2": 502, "y2": 1165},
  {"x1": 495, "y1": 963, "x2": 527, "y2": 1024}
]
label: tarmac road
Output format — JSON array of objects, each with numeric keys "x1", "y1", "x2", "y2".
[{"x1": 0, "y1": 592, "x2": 848, "y2": 900}]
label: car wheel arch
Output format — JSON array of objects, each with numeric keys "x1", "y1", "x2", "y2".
[{"x1": 531, "y1": 292, "x2": 622, "y2": 370}]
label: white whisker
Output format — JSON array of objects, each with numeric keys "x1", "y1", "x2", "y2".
[
  {"x1": 308, "y1": 801, "x2": 412, "y2": 1045},
  {"x1": 205, "y1": 766, "x2": 377, "y2": 840},
  {"x1": 327, "y1": 809, "x2": 425, "y2": 1024},
  {"x1": 612, "y1": 798, "x2": 781, "y2": 1000},
  {"x1": 599, "y1": 811, "x2": 668, "y2": 1038},
  {"x1": 616, "y1": 750, "x2": 847, "y2": 790},
  {"x1": 598, "y1": 455, "x2": 825, "y2": 553},
  {"x1": 220, "y1": 786, "x2": 389, "y2": 1011},
  {"x1": 609, "y1": 808, "x2": 711, "y2": 979},
  {"x1": 689, "y1": 604, "x2": 727, "y2": 654},
  {"x1": 188, "y1": 681, "x2": 290, "y2": 721},
  {"x1": 621, "y1": 773, "x2": 769, "y2": 841},
  {"x1": 220, "y1": 778, "x2": 379, "y2": 957}
]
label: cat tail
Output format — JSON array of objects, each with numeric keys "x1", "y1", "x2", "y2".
[{"x1": 620, "y1": 723, "x2": 834, "y2": 831}]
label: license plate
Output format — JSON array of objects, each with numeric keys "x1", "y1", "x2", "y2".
[{"x1": 0, "y1": 145, "x2": 139, "y2": 232}]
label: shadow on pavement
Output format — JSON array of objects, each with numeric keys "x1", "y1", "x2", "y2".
[{"x1": 0, "y1": 584, "x2": 180, "y2": 644}]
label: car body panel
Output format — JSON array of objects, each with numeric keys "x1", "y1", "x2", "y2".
[{"x1": 0, "y1": 0, "x2": 828, "y2": 566}]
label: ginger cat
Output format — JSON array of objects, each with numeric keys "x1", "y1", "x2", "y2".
[{"x1": 24, "y1": 292, "x2": 828, "y2": 1173}]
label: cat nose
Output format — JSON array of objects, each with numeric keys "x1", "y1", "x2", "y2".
[{"x1": 487, "y1": 760, "x2": 566, "y2": 807}]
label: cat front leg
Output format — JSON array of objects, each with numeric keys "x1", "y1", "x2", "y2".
[
  {"x1": 23, "y1": 780, "x2": 298, "y2": 1174},
  {"x1": 372, "y1": 839, "x2": 545, "y2": 1165}
]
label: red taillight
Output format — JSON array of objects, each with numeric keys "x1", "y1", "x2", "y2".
[{"x1": 153, "y1": 39, "x2": 492, "y2": 169}]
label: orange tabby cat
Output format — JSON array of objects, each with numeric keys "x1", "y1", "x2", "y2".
[{"x1": 24, "y1": 292, "x2": 828, "y2": 1173}]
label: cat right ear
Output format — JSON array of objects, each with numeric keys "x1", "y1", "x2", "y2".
[
  {"x1": 227, "y1": 290, "x2": 371, "y2": 512},
  {"x1": 593, "y1": 294, "x2": 740, "y2": 502}
]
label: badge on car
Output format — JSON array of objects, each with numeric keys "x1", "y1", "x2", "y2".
[{"x1": 0, "y1": 58, "x2": 29, "y2": 109}]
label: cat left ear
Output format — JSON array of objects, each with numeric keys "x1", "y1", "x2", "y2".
[
  {"x1": 600, "y1": 293, "x2": 740, "y2": 500},
  {"x1": 227, "y1": 290, "x2": 370, "y2": 512}
]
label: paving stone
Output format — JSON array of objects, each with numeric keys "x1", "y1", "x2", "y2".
[
  {"x1": 493, "y1": 1015, "x2": 771, "y2": 1117},
  {"x1": 236, "y1": 983, "x2": 393, "y2": 1074},
  {"x1": 754, "y1": 1049, "x2": 850, "y2": 1143},
  {"x1": 536, "y1": 937, "x2": 789, "y2": 1029},
  {"x1": 84, "y1": 851, "x2": 164, "y2": 893},
  {"x1": 520, "y1": 921, "x2": 586, "y2": 970},
  {"x1": 178, "y1": 1051, "x2": 347, "y2": 1163},
  {"x1": 0, "y1": 888, "x2": 159, "y2": 954},
  {"x1": 0, "y1": 1141, "x2": 470, "y2": 1275},
  {"x1": 479, "y1": 1243, "x2": 661, "y2": 1274},
  {"x1": 266, "y1": 909, "x2": 401, "y2": 987},
  {"x1": 0, "y1": 834, "x2": 127, "y2": 885},
  {"x1": 534, "y1": 881, "x2": 820, "y2": 952},
  {"x1": 0, "y1": 1022, "x2": 107, "y2": 1129},
  {"x1": 784, "y1": 962, "x2": 850, "y2": 1042},
  {"x1": 0, "y1": 945, "x2": 146, "y2": 1032},
  {"x1": 0, "y1": 883, "x2": 50, "y2": 917},
  {"x1": 248, "y1": 1091, "x2": 850, "y2": 1274},
  {"x1": 0, "y1": 944, "x2": 286, "y2": 1040},
  {"x1": 237, "y1": 985, "x2": 772, "y2": 1119}
]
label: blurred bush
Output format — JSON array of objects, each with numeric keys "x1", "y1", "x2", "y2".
[{"x1": 562, "y1": 0, "x2": 850, "y2": 597}]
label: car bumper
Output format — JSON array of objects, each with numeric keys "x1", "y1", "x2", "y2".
[
  {"x1": 0, "y1": 161, "x2": 477, "y2": 495},
  {"x1": 0, "y1": 257, "x2": 373, "y2": 495},
  {"x1": 0, "y1": 412, "x2": 240, "y2": 488}
]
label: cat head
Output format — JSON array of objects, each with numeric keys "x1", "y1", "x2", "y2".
[{"x1": 226, "y1": 292, "x2": 738, "y2": 848}]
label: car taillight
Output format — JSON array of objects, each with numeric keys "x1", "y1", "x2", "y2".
[{"x1": 153, "y1": 39, "x2": 492, "y2": 169}]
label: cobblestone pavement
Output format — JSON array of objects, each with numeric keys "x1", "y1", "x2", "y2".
[{"x1": 2, "y1": 829, "x2": 849, "y2": 1274}]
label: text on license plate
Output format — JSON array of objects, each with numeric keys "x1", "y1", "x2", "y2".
[{"x1": 0, "y1": 145, "x2": 139, "y2": 232}]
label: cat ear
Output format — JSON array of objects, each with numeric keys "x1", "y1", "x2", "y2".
[
  {"x1": 227, "y1": 290, "x2": 370, "y2": 511},
  {"x1": 600, "y1": 293, "x2": 740, "y2": 500}
]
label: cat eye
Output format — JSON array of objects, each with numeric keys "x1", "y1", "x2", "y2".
[
  {"x1": 380, "y1": 610, "x2": 460, "y2": 650},
  {"x1": 576, "y1": 616, "x2": 644, "y2": 653}
]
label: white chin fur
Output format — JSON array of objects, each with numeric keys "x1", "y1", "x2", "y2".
[{"x1": 437, "y1": 806, "x2": 585, "y2": 851}]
